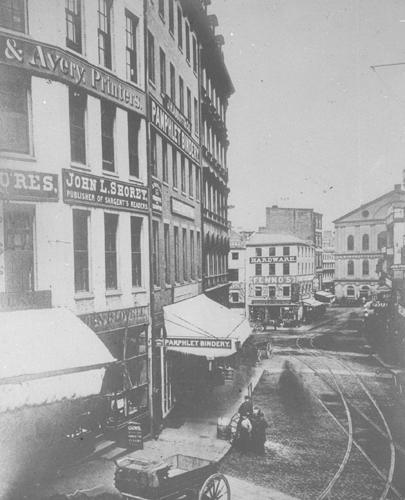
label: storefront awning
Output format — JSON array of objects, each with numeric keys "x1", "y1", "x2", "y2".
[
  {"x1": 303, "y1": 298, "x2": 325, "y2": 308},
  {"x1": 0, "y1": 307, "x2": 115, "y2": 412},
  {"x1": 163, "y1": 294, "x2": 252, "y2": 358},
  {"x1": 315, "y1": 291, "x2": 336, "y2": 302}
]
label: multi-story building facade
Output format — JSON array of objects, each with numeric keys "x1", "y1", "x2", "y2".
[
  {"x1": 200, "y1": 12, "x2": 234, "y2": 306},
  {"x1": 0, "y1": 0, "x2": 152, "y2": 478},
  {"x1": 261, "y1": 206, "x2": 323, "y2": 290},
  {"x1": 322, "y1": 230, "x2": 335, "y2": 293},
  {"x1": 245, "y1": 233, "x2": 316, "y2": 325},
  {"x1": 228, "y1": 229, "x2": 247, "y2": 308},
  {"x1": 333, "y1": 184, "x2": 405, "y2": 301}
]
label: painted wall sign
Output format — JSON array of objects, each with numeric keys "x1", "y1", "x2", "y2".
[
  {"x1": 163, "y1": 95, "x2": 192, "y2": 135},
  {"x1": 0, "y1": 35, "x2": 146, "y2": 115},
  {"x1": 152, "y1": 181, "x2": 162, "y2": 214},
  {"x1": 127, "y1": 421, "x2": 143, "y2": 450},
  {"x1": 250, "y1": 276, "x2": 296, "y2": 284},
  {"x1": 79, "y1": 306, "x2": 149, "y2": 333},
  {"x1": 0, "y1": 168, "x2": 58, "y2": 201},
  {"x1": 62, "y1": 169, "x2": 148, "y2": 213},
  {"x1": 155, "y1": 338, "x2": 232, "y2": 349},
  {"x1": 250, "y1": 256, "x2": 297, "y2": 264},
  {"x1": 150, "y1": 97, "x2": 200, "y2": 163},
  {"x1": 171, "y1": 197, "x2": 195, "y2": 220},
  {"x1": 335, "y1": 253, "x2": 382, "y2": 260}
]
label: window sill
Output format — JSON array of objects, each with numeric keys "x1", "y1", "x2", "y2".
[
  {"x1": 163, "y1": 181, "x2": 169, "y2": 187},
  {"x1": 165, "y1": 283, "x2": 172, "y2": 289},
  {"x1": 178, "y1": 45, "x2": 183, "y2": 54},
  {"x1": 132, "y1": 287, "x2": 147, "y2": 293},
  {"x1": 169, "y1": 30, "x2": 175, "y2": 40},
  {"x1": 71, "y1": 161, "x2": 90, "y2": 171},
  {"x1": 103, "y1": 170, "x2": 119, "y2": 178},
  {"x1": 0, "y1": 152, "x2": 36, "y2": 162},
  {"x1": 105, "y1": 289, "x2": 123, "y2": 297},
  {"x1": 128, "y1": 175, "x2": 145, "y2": 185},
  {"x1": 186, "y1": 59, "x2": 191, "y2": 67},
  {"x1": 153, "y1": 286, "x2": 161, "y2": 291},
  {"x1": 149, "y1": 80, "x2": 156, "y2": 90},
  {"x1": 173, "y1": 186, "x2": 178, "y2": 192},
  {"x1": 193, "y1": 70, "x2": 198, "y2": 78},
  {"x1": 159, "y1": 13, "x2": 165, "y2": 23},
  {"x1": 74, "y1": 292, "x2": 95, "y2": 301}
]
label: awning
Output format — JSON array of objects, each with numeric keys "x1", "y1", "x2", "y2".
[
  {"x1": 315, "y1": 291, "x2": 336, "y2": 302},
  {"x1": 0, "y1": 307, "x2": 115, "y2": 412},
  {"x1": 163, "y1": 294, "x2": 252, "y2": 358},
  {"x1": 303, "y1": 298, "x2": 325, "y2": 308}
]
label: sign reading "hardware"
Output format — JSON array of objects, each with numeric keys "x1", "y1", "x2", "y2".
[{"x1": 155, "y1": 338, "x2": 232, "y2": 349}]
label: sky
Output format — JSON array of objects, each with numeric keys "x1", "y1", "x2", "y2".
[{"x1": 210, "y1": 0, "x2": 405, "y2": 231}]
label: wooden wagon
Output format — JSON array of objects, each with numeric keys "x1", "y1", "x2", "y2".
[{"x1": 114, "y1": 454, "x2": 230, "y2": 500}]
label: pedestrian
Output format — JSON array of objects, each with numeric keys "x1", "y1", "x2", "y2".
[
  {"x1": 238, "y1": 415, "x2": 252, "y2": 453},
  {"x1": 251, "y1": 406, "x2": 268, "y2": 455},
  {"x1": 238, "y1": 395, "x2": 253, "y2": 418}
]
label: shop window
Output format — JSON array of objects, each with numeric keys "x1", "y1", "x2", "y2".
[
  {"x1": 98, "y1": 0, "x2": 112, "y2": 69},
  {"x1": 283, "y1": 246, "x2": 290, "y2": 256},
  {"x1": 4, "y1": 206, "x2": 34, "y2": 292},
  {"x1": 362, "y1": 234, "x2": 369, "y2": 251},
  {"x1": 181, "y1": 155, "x2": 186, "y2": 192},
  {"x1": 73, "y1": 210, "x2": 90, "y2": 293},
  {"x1": 69, "y1": 88, "x2": 86, "y2": 164},
  {"x1": 168, "y1": 0, "x2": 174, "y2": 34},
  {"x1": 0, "y1": 67, "x2": 30, "y2": 154},
  {"x1": 232, "y1": 252, "x2": 239, "y2": 260},
  {"x1": 101, "y1": 100, "x2": 115, "y2": 172},
  {"x1": 172, "y1": 146, "x2": 178, "y2": 188},
  {"x1": 283, "y1": 263, "x2": 290, "y2": 275},
  {"x1": 190, "y1": 230, "x2": 195, "y2": 280},
  {"x1": 229, "y1": 269, "x2": 239, "y2": 281},
  {"x1": 189, "y1": 163, "x2": 193, "y2": 197},
  {"x1": 126, "y1": 11, "x2": 139, "y2": 84},
  {"x1": 152, "y1": 220, "x2": 160, "y2": 286},
  {"x1": 177, "y1": 5, "x2": 183, "y2": 49},
  {"x1": 269, "y1": 263, "x2": 275, "y2": 276},
  {"x1": 158, "y1": 0, "x2": 164, "y2": 18},
  {"x1": 255, "y1": 248, "x2": 262, "y2": 257},
  {"x1": 269, "y1": 247, "x2": 276, "y2": 256},
  {"x1": 163, "y1": 223, "x2": 170, "y2": 284},
  {"x1": 66, "y1": 0, "x2": 82, "y2": 52},
  {"x1": 185, "y1": 22, "x2": 190, "y2": 62},
  {"x1": 231, "y1": 292, "x2": 239, "y2": 303},
  {"x1": 104, "y1": 213, "x2": 118, "y2": 290},
  {"x1": 347, "y1": 235, "x2": 354, "y2": 251},
  {"x1": 347, "y1": 285, "x2": 355, "y2": 297},
  {"x1": 128, "y1": 112, "x2": 140, "y2": 178},
  {"x1": 179, "y1": 76, "x2": 184, "y2": 113},
  {"x1": 255, "y1": 264, "x2": 262, "y2": 276},
  {"x1": 255, "y1": 286, "x2": 262, "y2": 297},
  {"x1": 283, "y1": 286, "x2": 290, "y2": 297},
  {"x1": 195, "y1": 165, "x2": 200, "y2": 201},
  {"x1": 192, "y1": 36, "x2": 197, "y2": 73},
  {"x1": 362, "y1": 259, "x2": 369, "y2": 276},
  {"x1": 187, "y1": 87, "x2": 191, "y2": 121},
  {"x1": 160, "y1": 48, "x2": 166, "y2": 95},
  {"x1": 182, "y1": 228, "x2": 188, "y2": 280},
  {"x1": 162, "y1": 139, "x2": 168, "y2": 182},
  {"x1": 174, "y1": 226, "x2": 180, "y2": 282},
  {"x1": 131, "y1": 217, "x2": 142, "y2": 287},
  {"x1": 170, "y1": 63, "x2": 176, "y2": 103},
  {"x1": 347, "y1": 259, "x2": 354, "y2": 276},
  {"x1": 148, "y1": 30, "x2": 155, "y2": 84},
  {"x1": 150, "y1": 128, "x2": 157, "y2": 176},
  {"x1": 269, "y1": 286, "x2": 276, "y2": 298}
]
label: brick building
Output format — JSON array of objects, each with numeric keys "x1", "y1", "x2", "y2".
[
  {"x1": 261, "y1": 206, "x2": 323, "y2": 290},
  {"x1": 228, "y1": 229, "x2": 247, "y2": 308}
]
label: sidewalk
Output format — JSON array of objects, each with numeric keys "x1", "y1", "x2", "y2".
[{"x1": 29, "y1": 357, "x2": 301, "y2": 500}]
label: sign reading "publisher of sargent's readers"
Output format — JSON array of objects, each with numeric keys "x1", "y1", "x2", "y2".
[
  {"x1": 62, "y1": 169, "x2": 148, "y2": 213},
  {"x1": 156, "y1": 338, "x2": 232, "y2": 349}
]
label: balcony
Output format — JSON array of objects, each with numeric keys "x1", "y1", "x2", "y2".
[
  {"x1": 203, "y1": 208, "x2": 230, "y2": 229},
  {"x1": 0, "y1": 290, "x2": 52, "y2": 312},
  {"x1": 204, "y1": 273, "x2": 229, "y2": 291}
]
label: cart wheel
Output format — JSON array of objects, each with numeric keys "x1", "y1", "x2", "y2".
[
  {"x1": 228, "y1": 413, "x2": 240, "y2": 443},
  {"x1": 199, "y1": 473, "x2": 231, "y2": 500},
  {"x1": 266, "y1": 341, "x2": 274, "y2": 359},
  {"x1": 254, "y1": 324, "x2": 264, "y2": 333}
]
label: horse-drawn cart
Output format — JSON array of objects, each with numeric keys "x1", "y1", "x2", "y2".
[{"x1": 115, "y1": 454, "x2": 230, "y2": 500}]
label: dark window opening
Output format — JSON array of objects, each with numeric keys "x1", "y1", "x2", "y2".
[
  {"x1": 126, "y1": 11, "x2": 139, "y2": 83},
  {"x1": 105, "y1": 213, "x2": 118, "y2": 290},
  {"x1": 66, "y1": 0, "x2": 82, "y2": 52},
  {"x1": 98, "y1": 0, "x2": 112, "y2": 69},
  {"x1": 131, "y1": 217, "x2": 142, "y2": 287},
  {"x1": 69, "y1": 88, "x2": 86, "y2": 164},
  {"x1": 73, "y1": 210, "x2": 89, "y2": 293},
  {"x1": 101, "y1": 100, "x2": 115, "y2": 171}
]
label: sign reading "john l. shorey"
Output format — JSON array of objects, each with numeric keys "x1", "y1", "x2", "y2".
[{"x1": 156, "y1": 338, "x2": 232, "y2": 349}]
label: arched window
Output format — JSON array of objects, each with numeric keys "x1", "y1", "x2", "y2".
[
  {"x1": 347, "y1": 285, "x2": 355, "y2": 297},
  {"x1": 347, "y1": 235, "x2": 354, "y2": 251},
  {"x1": 362, "y1": 234, "x2": 369, "y2": 251},
  {"x1": 347, "y1": 260, "x2": 354, "y2": 276},
  {"x1": 360, "y1": 286, "x2": 370, "y2": 298},
  {"x1": 362, "y1": 260, "x2": 369, "y2": 276}
]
